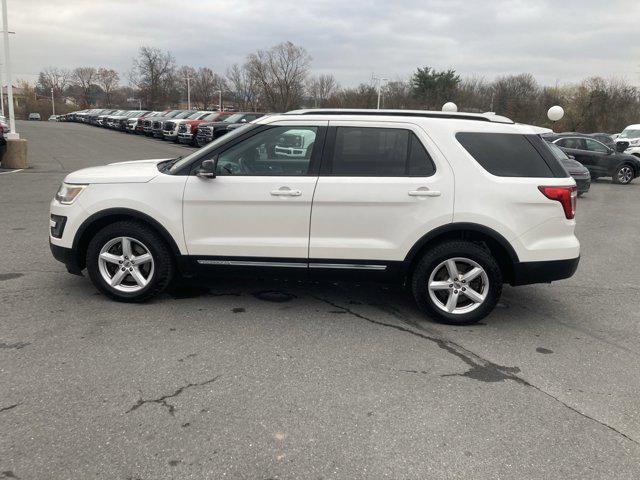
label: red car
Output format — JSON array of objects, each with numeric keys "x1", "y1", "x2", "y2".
[{"x1": 176, "y1": 111, "x2": 233, "y2": 146}]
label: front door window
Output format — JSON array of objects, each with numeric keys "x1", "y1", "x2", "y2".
[{"x1": 216, "y1": 126, "x2": 318, "y2": 176}]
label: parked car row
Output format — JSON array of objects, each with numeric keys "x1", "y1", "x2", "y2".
[
  {"x1": 59, "y1": 108, "x2": 269, "y2": 147},
  {"x1": 542, "y1": 130, "x2": 640, "y2": 186}
]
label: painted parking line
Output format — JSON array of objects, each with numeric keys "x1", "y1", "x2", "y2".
[{"x1": 0, "y1": 168, "x2": 24, "y2": 175}]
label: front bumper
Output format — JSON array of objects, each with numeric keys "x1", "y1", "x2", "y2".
[
  {"x1": 196, "y1": 135, "x2": 213, "y2": 146},
  {"x1": 50, "y1": 240, "x2": 83, "y2": 275},
  {"x1": 178, "y1": 133, "x2": 194, "y2": 143},
  {"x1": 163, "y1": 130, "x2": 179, "y2": 140},
  {"x1": 511, "y1": 256, "x2": 579, "y2": 286}
]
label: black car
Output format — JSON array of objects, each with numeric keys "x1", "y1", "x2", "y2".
[
  {"x1": 544, "y1": 133, "x2": 640, "y2": 185},
  {"x1": 195, "y1": 113, "x2": 267, "y2": 147},
  {"x1": 545, "y1": 141, "x2": 590, "y2": 195}
]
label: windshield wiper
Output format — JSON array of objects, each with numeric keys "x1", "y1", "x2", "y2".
[{"x1": 159, "y1": 156, "x2": 182, "y2": 173}]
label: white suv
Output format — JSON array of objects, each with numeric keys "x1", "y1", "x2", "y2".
[
  {"x1": 616, "y1": 124, "x2": 640, "y2": 157},
  {"x1": 50, "y1": 109, "x2": 580, "y2": 324}
]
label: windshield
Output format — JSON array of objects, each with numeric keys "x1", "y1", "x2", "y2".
[
  {"x1": 165, "y1": 111, "x2": 182, "y2": 118},
  {"x1": 546, "y1": 141, "x2": 569, "y2": 160},
  {"x1": 619, "y1": 129, "x2": 640, "y2": 139},
  {"x1": 187, "y1": 111, "x2": 208, "y2": 119},
  {"x1": 202, "y1": 112, "x2": 222, "y2": 121},
  {"x1": 169, "y1": 123, "x2": 257, "y2": 174},
  {"x1": 173, "y1": 111, "x2": 195, "y2": 119},
  {"x1": 223, "y1": 114, "x2": 245, "y2": 123}
]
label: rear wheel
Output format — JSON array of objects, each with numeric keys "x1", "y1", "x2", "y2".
[
  {"x1": 411, "y1": 241, "x2": 502, "y2": 325},
  {"x1": 86, "y1": 221, "x2": 174, "y2": 302},
  {"x1": 613, "y1": 164, "x2": 634, "y2": 184}
]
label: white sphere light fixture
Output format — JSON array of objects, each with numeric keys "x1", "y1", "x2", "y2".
[
  {"x1": 547, "y1": 105, "x2": 564, "y2": 122},
  {"x1": 442, "y1": 102, "x2": 458, "y2": 113}
]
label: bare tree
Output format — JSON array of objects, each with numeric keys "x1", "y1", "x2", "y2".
[
  {"x1": 96, "y1": 68, "x2": 120, "y2": 107},
  {"x1": 246, "y1": 41, "x2": 311, "y2": 111},
  {"x1": 129, "y1": 46, "x2": 176, "y2": 110},
  {"x1": 72, "y1": 66, "x2": 98, "y2": 107},
  {"x1": 189, "y1": 67, "x2": 225, "y2": 110},
  {"x1": 381, "y1": 79, "x2": 412, "y2": 109},
  {"x1": 306, "y1": 74, "x2": 338, "y2": 107},
  {"x1": 490, "y1": 73, "x2": 540, "y2": 123},
  {"x1": 36, "y1": 67, "x2": 71, "y2": 97},
  {"x1": 326, "y1": 83, "x2": 377, "y2": 108},
  {"x1": 226, "y1": 63, "x2": 261, "y2": 111}
]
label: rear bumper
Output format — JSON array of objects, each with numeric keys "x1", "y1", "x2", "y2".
[
  {"x1": 511, "y1": 256, "x2": 579, "y2": 286},
  {"x1": 574, "y1": 176, "x2": 590, "y2": 194},
  {"x1": 50, "y1": 240, "x2": 83, "y2": 276}
]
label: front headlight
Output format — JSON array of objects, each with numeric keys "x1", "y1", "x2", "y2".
[
  {"x1": 55, "y1": 183, "x2": 87, "y2": 204},
  {"x1": 629, "y1": 139, "x2": 640, "y2": 146}
]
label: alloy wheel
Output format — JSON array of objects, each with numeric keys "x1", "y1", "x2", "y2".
[
  {"x1": 617, "y1": 166, "x2": 633, "y2": 184},
  {"x1": 98, "y1": 237, "x2": 155, "y2": 292},
  {"x1": 427, "y1": 257, "x2": 489, "y2": 314}
]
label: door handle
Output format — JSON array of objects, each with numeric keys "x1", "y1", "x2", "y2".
[
  {"x1": 270, "y1": 187, "x2": 302, "y2": 197},
  {"x1": 408, "y1": 189, "x2": 441, "y2": 197}
]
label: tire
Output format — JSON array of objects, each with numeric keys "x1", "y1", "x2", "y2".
[
  {"x1": 612, "y1": 164, "x2": 634, "y2": 184},
  {"x1": 86, "y1": 221, "x2": 174, "y2": 302},
  {"x1": 411, "y1": 241, "x2": 503, "y2": 325}
]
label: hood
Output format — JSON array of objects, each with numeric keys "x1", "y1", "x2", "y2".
[
  {"x1": 617, "y1": 153, "x2": 640, "y2": 164},
  {"x1": 200, "y1": 121, "x2": 232, "y2": 129},
  {"x1": 64, "y1": 158, "x2": 170, "y2": 184}
]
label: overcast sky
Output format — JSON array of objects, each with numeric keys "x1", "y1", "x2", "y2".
[{"x1": 8, "y1": 0, "x2": 640, "y2": 87}]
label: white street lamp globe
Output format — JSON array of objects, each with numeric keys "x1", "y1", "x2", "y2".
[
  {"x1": 442, "y1": 102, "x2": 458, "y2": 113},
  {"x1": 547, "y1": 105, "x2": 564, "y2": 122}
]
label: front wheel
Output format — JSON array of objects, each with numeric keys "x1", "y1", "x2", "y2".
[
  {"x1": 86, "y1": 221, "x2": 174, "y2": 302},
  {"x1": 613, "y1": 164, "x2": 634, "y2": 184},
  {"x1": 411, "y1": 241, "x2": 503, "y2": 325}
]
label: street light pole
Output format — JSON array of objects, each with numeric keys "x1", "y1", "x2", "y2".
[
  {"x1": 373, "y1": 75, "x2": 388, "y2": 109},
  {"x1": 2, "y1": 0, "x2": 18, "y2": 138},
  {"x1": 0, "y1": 63, "x2": 4, "y2": 117},
  {"x1": 184, "y1": 77, "x2": 191, "y2": 110},
  {"x1": 50, "y1": 88, "x2": 55, "y2": 116}
]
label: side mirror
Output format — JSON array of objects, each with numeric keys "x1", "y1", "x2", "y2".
[
  {"x1": 567, "y1": 155, "x2": 575, "y2": 160},
  {"x1": 607, "y1": 147, "x2": 614, "y2": 155},
  {"x1": 195, "y1": 157, "x2": 217, "y2": 179}
]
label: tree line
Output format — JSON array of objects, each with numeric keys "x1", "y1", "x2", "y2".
[{"x1": 17, "y1": 41, "x2": 640, "y2": 133}]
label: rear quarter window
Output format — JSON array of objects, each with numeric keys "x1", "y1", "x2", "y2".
[{"x1": 456, "y1": 132, "x2": 566, "y2": 178}]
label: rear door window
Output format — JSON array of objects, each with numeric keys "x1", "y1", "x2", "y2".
[
  {"x1": 327, "y1": 127, "x2": 435, "y2": 176},
  {"x1": 456, "y1": 132, "x2": 561, "y2": 178}
]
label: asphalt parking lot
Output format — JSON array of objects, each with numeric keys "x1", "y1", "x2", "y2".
[{"x1": 1, "y1": 120, "x2": 639, "y2": 479}]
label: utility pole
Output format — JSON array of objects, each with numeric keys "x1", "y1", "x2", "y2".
[
  {"x1": 2, "y1": 0, "x2": 18, "y2": 138},
  {"x1": 50, "y1": 88, "x2": 55, "y2": 116},
  {"x1": 216, "y1": 90, "x2": 222, "y2": 111},
  {"x1": 184, "y1": 76, "x2": 192, "y2": 110}
]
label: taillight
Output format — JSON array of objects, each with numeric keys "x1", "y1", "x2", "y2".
[{"x1": 538, "y1": 185, "x2": 577, "y2": 219}]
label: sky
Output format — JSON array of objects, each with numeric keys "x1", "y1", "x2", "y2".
[{"x1": 7, "y1": 0, "x2": 640, "y2": 87}]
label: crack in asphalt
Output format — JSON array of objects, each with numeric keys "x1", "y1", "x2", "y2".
[
  {"x1": 312, "y1": 295, "x2": 640, "y2": 447},
  {"x1": 126, "y1": 376, "x2": 220, "y2": 416},
  {"x1": 0, "y1": 403, "x2": 20, "y2": 414},
  {"x1": 0, "y1": 341, "x2": 30, "y2": 350}
]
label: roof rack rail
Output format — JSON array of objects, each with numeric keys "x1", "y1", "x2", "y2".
[{"x1": 284, "y1": 108, "x2": 514, "y2": 124}]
